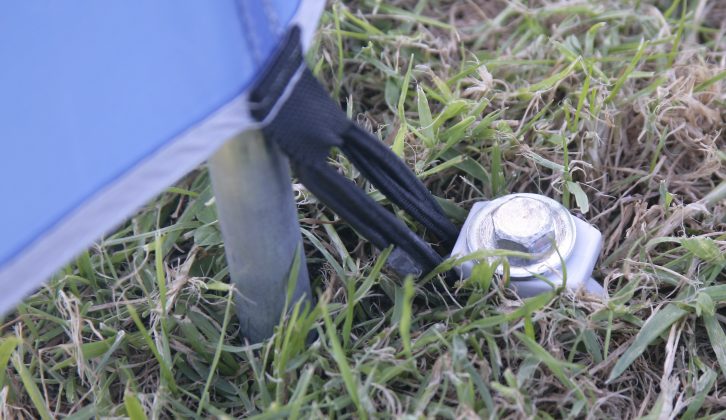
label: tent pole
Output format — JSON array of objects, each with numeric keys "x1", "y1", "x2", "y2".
[{"x1": 208, "y1": 130, "x2": 311, "y2": 343}]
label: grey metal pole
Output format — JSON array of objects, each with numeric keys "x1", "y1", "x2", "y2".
[{"x1": 208, "y1": 130, "x2": 311, "y2": 343}]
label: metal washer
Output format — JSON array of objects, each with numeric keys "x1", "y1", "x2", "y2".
[{"x1": 466, "y1": 193, "x2": 577, "y2": 278}]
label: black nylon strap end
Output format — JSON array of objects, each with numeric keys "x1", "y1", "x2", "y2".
[{"x1": 249, "y1": 26, "x2": 457, "y2": 276}]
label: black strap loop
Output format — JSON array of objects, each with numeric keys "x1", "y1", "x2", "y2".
[{"x1": 249, "y1": 26, "x2": 457, "y2": 275}]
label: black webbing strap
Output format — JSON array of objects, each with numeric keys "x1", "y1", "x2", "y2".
[{"x1": 249, "y1": 27, "x2": 457, "y2": 275}]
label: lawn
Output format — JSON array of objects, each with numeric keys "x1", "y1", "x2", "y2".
[{"x1": 1, "y1": 0, "x2": 725, "y2": 418}]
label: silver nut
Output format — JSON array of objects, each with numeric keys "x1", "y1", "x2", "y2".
[{"x1": 491, "y1": 196, "x2": 555, "y2": 260}]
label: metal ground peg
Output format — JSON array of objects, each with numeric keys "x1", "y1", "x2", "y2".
[{"x1": 208, "y1": 130, "x2": 312, "y2": 343}]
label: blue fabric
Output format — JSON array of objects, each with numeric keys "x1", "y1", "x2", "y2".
[{"x1": 0, "y1": 0, "x2": 300, "y2": 267}]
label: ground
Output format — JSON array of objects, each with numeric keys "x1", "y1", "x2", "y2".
[{"x1": 1, "y1": 0, "x2": 725, "y2": 418}]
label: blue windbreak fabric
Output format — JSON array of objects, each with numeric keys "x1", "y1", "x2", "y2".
[{"x1": 0, "y1": 0, "x2": 300, "y2": 269}]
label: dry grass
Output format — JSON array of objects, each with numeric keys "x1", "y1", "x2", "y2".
[{"x1": 1, "y1": 0, "x2": 725, "y2": 418}]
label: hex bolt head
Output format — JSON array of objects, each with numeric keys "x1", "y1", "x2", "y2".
[{"x1": 491, "y1": 196, "x2": 555, "y2": 264}]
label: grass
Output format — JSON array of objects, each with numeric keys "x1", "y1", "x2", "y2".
[{"x1": 2, "y1": 0, "x2": 726, "y2": 417}]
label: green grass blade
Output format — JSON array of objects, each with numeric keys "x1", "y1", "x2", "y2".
[
  {"x1": 197, "y1": 288, "x2": 235, "y2": 416},
  {"x1": 682, "y1": 367, "x2": 717, "y2": 420},
  {"x1": 417, "y1": 85, "x2": 436, "y2": 147},
  {"x1": 321, "y1": 301, "x2": 366, "y2": 419},
  {"x1": 399, "y1": 276, "x2": 415, "y2": 358},
  {"x1": 605, "y1": 39, "x2": 647, "y2": 103},
  {"x1": 126, "y1": 303, "x2": 177, "y2": 393},
  {"x1": 607, "y1": 304, "x2": 688, "y2": 383},
  {"x1": 566, "y1": 181, "x2": 590, "y2": 214},
  {"x1": 12, "y1": 352, "x2": 52, "y2": 420},
  {"x1": 522, "y1": 59, "x2": 579, "y2": 94},
  {"x1": 0, "y1": 336, "x2": 21, "y2": 389},
  {"x1": 694, "y1": 70, "x2": 726, "y2": 92},
  {"x1": 703, "y1": 313, "x2": 726, "y2": 381},
  {"x1": 514, "y1": 332, "x2": 584, "y2": 400},
  {"x1": 124, "y1": 391, "x2": 149, "y2": 420}
]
